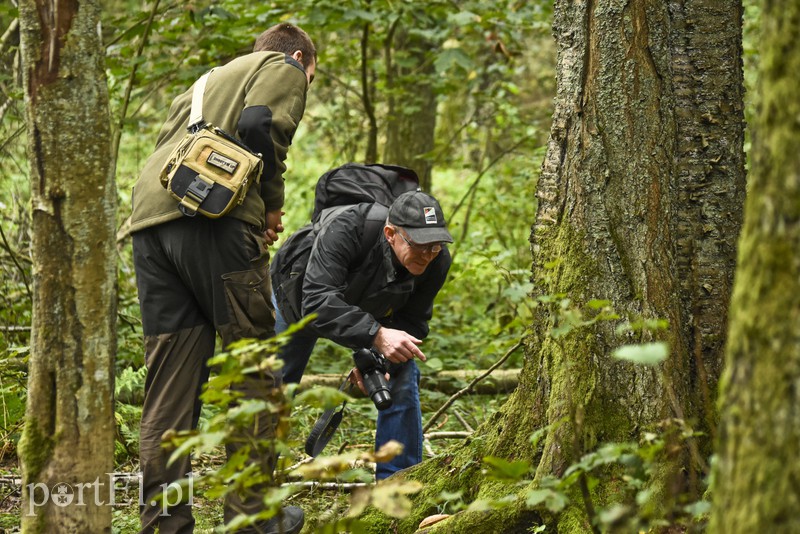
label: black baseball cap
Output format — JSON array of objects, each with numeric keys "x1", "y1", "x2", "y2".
[{"x1": 388, "y1": 190, "x2": 454, "y2": 245}]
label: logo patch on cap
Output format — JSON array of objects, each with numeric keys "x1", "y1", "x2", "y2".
[{"x1": 423, "y1": 207, "x2": 438, "y2": 224}]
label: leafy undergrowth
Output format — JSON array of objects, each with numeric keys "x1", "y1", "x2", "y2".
[{"x1": 0, "y1": 385, "x2": 508, "y2": 533}]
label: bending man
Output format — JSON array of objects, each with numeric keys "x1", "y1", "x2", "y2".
[
  {"x1": 271, "y1": 189, "x2": 453, "y2": 479},
  {"x1": 130, "y1": 23, "x2": 316, "y2": 534}
]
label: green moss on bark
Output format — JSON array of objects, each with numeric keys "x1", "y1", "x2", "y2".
[
  {"x1": 18, "y1": 418, "x2": 55, "y2": 484},
  {"x1": 19, "y1": 418, "x2": 56, "y2": 534},
  {"x1": 711, "y1": 1, "x2": 800, "y2": 529}
]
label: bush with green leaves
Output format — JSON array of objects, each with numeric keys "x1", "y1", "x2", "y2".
[{"x1": 156, "y1": 321, "x2": 427, "y2": 531}]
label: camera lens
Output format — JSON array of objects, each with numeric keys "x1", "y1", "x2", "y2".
[
  {"x1": 353, "y1": 348, "x2": 394, "y2": 411},
  {"x1": 362, "y1": 371, "x2": 393, "y2": 411},
  {"x1": 371, "y1": 389, "x2": 392, "y2": 411}
]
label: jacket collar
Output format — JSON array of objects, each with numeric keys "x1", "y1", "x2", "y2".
[{"x1": 380, "y1": 235, "x2": 412, "y2": 284}]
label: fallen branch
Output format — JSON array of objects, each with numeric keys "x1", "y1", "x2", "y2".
[
  {"x1": 0, "y1": 325, "x2": 30, "y2": 332},
  {"x1": 115, "y1": 368, "x2": 521, "y2": 406},
  {"x1": 0, "y1": 473, "x2": 371, "y2": 493},
  {"x1": 453, "y1": 410, "x2": 474, "y2": 432},
  {"x1": 424, "y1": 431, "x2": 471, "y2": 441},
  {"x1": 282, "y1": 481, "x2": 369, "y2": 491},
  {"x1": 423, "y1": 339, "x2": 523, "y2": 433},
  {"x1": 298, "y1": 368, "x2": 520, "y2": 397}
]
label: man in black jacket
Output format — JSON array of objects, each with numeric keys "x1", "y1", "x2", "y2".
[{"x1": 271, "y1": 190, "x2": 453, "y2": 479}]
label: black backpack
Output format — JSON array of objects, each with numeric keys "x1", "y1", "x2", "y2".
[
  {"x1": 311, "y1": 163, "x2": 419, "y2": 222},
  {"x1": 271, "y1": 163, "x2": 419, "y2": 323}
]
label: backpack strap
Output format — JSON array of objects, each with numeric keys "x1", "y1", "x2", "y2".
[
  {"x1": 313, "y1": 203, "x2": 387, "y2": 266},
  {"x1": 357, "y1": 203, "x2": 388, "y2": 265},
  {"x1": 312, "y1": 204, "x2": 352, "y2": 233}
]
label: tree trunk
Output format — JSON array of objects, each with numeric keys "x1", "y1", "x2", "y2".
[
  {"x1": 17, "y1": 1, "x2": 116, "y2": 532},
  {"x1": 360, "y1": 20, "x2": 379, "y2": 164},
  {"x1": 383, "y1": 27, "x2": 437, "y2": 190},
  {"x1": 364, "y1": 2, "x2": 746, "y2": 532},
  {"x1": 710, "y1": 1, "x2": 800, "y2": 531}
]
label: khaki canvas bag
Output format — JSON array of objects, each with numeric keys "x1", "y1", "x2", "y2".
[{"x1": 160, "y1": 69, "x2": 264, "y2": 218}]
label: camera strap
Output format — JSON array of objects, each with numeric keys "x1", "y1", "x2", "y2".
[{"x1": 304, "y1": 371, "x2": 354, "y2": 457}]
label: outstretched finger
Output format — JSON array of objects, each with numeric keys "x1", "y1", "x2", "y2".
[{"x1": 408, "y1": 345, "x2": 426, "y2": 362}]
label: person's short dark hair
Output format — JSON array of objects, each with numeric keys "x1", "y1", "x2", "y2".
[{"x1": 253, "y1": 23, "x2": 317, "y2": 68}]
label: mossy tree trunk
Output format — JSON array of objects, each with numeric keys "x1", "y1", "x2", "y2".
[
  {"x1": 17, "y1": 1, "x2": 116, "y2": 532},
  {"x1": 367, "y1": 2, "x2": 746, "y2": 533},
  {"x1": 710, "y1": 1, "x2": 800, "y2": 531}
]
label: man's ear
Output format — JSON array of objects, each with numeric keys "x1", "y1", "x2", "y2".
[
  {"x1": 291, "y1": 50, "x2": 303, "y2": 63},
  {"x1": 384, "y1": 225, "x2": 395, "y2": 242}
]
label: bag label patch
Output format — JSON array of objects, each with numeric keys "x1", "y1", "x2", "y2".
[
  {"x1": 207, "y1": 151, "x2": 239, "y2": 174},
  {"x1": 424, "y1": 207, "x2": 437, "y2": 224}
]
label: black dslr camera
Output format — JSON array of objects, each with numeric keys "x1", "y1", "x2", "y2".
[{"x1": 353, "y1": 348, "x2": 392, "y2": 411}]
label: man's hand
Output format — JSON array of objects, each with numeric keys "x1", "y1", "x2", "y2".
[
  {"x1": 349, "y1": 367, "x2": 367, "y2": 395},
  {"x1": 348, "y1": 367, "x2": 390, "y2": 396},
  {"x1": 264, "y1": 209, "x2": 285, "y2": 246},
  {"x1": 372, "y1": 327, "x2": 426, "y2": 364}
]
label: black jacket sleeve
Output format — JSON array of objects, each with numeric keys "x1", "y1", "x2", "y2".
[
  {"x1": 238, "y1": 58, "x2": 308, "y2": 211},
  {"x1": 387, "y1": 247, "x2": 451, "y2": 339}
]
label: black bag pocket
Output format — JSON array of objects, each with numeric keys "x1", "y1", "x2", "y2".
[
  {"x1": 274, "y1": 270, "x2": 305, "y2": 325},
  {"x1": 169, "y1": 165, "x2": 237, "y2": 216}
]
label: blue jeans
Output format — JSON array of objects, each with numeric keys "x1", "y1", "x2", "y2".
[{"x1": 273, "y1": 297, "x2": 422, "y2": 480}]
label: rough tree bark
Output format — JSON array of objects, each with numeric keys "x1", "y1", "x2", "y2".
[
  {"x1": 383, "y1": 27, "x2": 437, "y2": 190},
  {"x1": 710, "y1": 1, "x2": 800, "y2": 531},
  {"x1": 17, "y1": 1, "x2": 116, "y2": 532},
  {"x1": 364, "y1": 2, "x2": 746, "y2": 533}
]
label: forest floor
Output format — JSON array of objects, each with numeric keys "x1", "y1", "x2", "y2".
[{"x1": 0, "y1": 388, "x2": 508, "y2": 533}]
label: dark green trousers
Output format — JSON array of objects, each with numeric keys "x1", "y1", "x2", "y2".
[{"x1": 133, "y1": 216, "x2": 279, "y2": 534}]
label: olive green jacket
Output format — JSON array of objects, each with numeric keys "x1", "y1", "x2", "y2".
[{"x1": 129, "y1": 51, "x2": 309, "y2": 233}]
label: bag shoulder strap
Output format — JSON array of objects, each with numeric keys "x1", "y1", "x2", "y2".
[
  {"x1": 188, "y1": 69, "x2": 216, "y2": 132},
  {"x1": 311, "y1": 203, "x2": 387, "y2": 266},
  {"x1": 355, "y1": 203, "x2": 388, "y2": 265}
]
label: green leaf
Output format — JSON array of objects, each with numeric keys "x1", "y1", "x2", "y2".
[
  {"x1": 370, "y1": 480, "x2": 423, "y2": 518},
  {"x1": 502, "y1": 281, "x2": 533, "y2": 302},
  {"x1": 586, "y1": 299, "x2": 611, "y2": 309},
  {"x1": 342, "y1": 9, "x2": 378, "y2": 22},
  {"x1": 294, "y1": 386, "x2": 352, "y2": 410},
  {"x1": 439, "y1": 489, "x2": 463, "y2": 502},
  {"x1": 598, "y1": 504, "x2": 631, "y2": 525},
  {"x1": 434, "y1": 49, "x2": 474, "y2": 73},
  {"x1": 466, "y1": 498, "x2": 491, "y2": 512},
  {"x1": 684, "y1": 500, "x2": 712, "y2": 517},
  {"x1": 466, "y1": 495, "x2": 516, "y2": 512},
  {"x1": 525, "y1": 488, "x2": 568, "y2": 512},
  {"x1": 529, "y1": 427, "x2": 548, "y2": 449},
  {"x1": 612, "y1": 342, "x2": 668, "y2": 366},
  {"x1": 425, "y1": 357, "x2": 444, "y2": 372},
  {"x1": 227, "y1": 399, "x2": 270, "y2": 423},
  {"x1": 447, "y1": 11, "x2": 479, "y2": 26},
  {"x1": 483, "y1": 456, "x2": 530, "y2": 481},
  {"x1": 550, "y1": 324, "x2": 573, "y2": 338}
]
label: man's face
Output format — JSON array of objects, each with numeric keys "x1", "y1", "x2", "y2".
[
  {"x1": 305, "y1": 57, "x2": 316, "y2": 85},
  {"x1": 385, "y1": 225, "x2": 443, "y2": 276},
  {"x1": 292, "y1": 50, "x2": 316, "y2": 85}
]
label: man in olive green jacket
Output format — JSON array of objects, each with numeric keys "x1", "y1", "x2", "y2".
[{"x1": 130, "y1": 23, "x2": 315, "y2": 534}]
